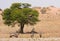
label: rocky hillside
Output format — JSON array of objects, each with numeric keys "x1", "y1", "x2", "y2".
[
  {"x1": 0, "y1": 6, "x2": 60, "y2": 34},
  {"x1": 33, "y1": 6, "x2": 60, "y2": 33}
]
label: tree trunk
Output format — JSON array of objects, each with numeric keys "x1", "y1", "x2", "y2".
[{"x1": 19, "y1": 23, "x2": 24, "y2": 33}]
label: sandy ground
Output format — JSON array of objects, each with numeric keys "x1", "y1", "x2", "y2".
[
  {"x1": 0, "y1": 6, "x2": 60, "y2": 38},
  {"x1": 0, "y1": 38, "x2": 60, "y2": 41}
]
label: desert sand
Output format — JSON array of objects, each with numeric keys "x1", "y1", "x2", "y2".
[{"x1": 0, "y1": 6, "x2": 60, "y2": 38}]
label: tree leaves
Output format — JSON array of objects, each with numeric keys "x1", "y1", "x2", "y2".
[{"x1": 2, "y1": 3, "x2": 39, "y2": 26}]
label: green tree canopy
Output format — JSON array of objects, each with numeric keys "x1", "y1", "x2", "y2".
[{"x1": 2, "y1": 3, "x2": 39, "y2": 33}]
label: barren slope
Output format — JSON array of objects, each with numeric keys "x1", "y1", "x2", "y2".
[{"x1": 0, "y1": 6, "x2": 60, "y2": 38}]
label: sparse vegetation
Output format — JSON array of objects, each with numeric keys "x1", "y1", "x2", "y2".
[{"x1": 41, "y1": 7, "x2": 47, "y2": 14}]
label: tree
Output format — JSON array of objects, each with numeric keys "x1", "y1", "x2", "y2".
[{"x1": 2, "y1": 3, "x2": 39, "y2": 33}]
